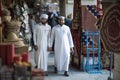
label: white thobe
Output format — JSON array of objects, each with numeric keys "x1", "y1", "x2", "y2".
[
  {"x1": 50, "y1": 24, "x2": 74, "y2": 71},
  {"x1": 33, "y1": 23, "x2": 51, "y2": 71}
]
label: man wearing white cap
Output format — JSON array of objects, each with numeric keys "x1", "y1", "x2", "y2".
[
  {"x1": 33, "y1": 14, "x2": 51, "y2": 76},
  {"x1": 48, "y1": 16, "x2": 74, "y2": 77}
]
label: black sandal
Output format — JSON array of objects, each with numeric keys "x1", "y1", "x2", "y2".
[{"x1": 64, "y1": 71, "x2": 69, "y2": 77}]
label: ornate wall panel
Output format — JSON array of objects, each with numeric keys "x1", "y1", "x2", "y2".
[{"x1": 100, "y1": 3, "x2": 120, "y2": 53}]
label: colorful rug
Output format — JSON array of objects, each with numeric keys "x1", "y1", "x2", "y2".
[{"x1": 100, "y1": 3, "x2": 120, "y2": 53}]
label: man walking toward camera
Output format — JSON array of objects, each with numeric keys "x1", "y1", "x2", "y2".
[
  {"x1": 33, "y1": 14, "x2": 51, "y2": 76},
  {"x1": 48, "y1": 16, "x2": 74, "y2": 77}
]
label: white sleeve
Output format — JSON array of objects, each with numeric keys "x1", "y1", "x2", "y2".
[
  {"x1": 33, "y1": 25, "x2": 37, "y2": 45},
  {"x1": 47, "y1": 26, "x2": 51, "y2": 47},
  {"x1": 68, "y1": 28, "x2": 74, "y2": 48}
]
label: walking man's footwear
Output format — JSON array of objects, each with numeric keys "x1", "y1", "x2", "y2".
[
  {"x1": 45, "y1": 72, "x2": 48, "y2": 76},
  {"x1": 64, "y1": 71, "x2": 69, "y2": 77},
  {"x1": 54, "y1": 67, "x2": 58, "y2": 73},
  {"x1": 34, "y1": 65, "x2": 37, "y2": 68}
]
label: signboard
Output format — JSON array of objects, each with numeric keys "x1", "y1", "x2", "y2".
[
  {"x1": 81, "y1": 0, "x2": 97, "y2": 5},
  {"x1": 67, "y1": 0, "x2": 74, "y2": 3}
]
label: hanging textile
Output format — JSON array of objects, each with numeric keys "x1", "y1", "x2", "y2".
[{"x1": 100, "y1": 3, "x2": 120, "y2": 53}]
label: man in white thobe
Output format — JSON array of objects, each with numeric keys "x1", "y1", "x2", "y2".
[
  {"x1": 33, "y1": 14, "x2": 51, "y2": 75},
  {"x1": 48, "y1": 16, "x2": 74, "y2": 77}
]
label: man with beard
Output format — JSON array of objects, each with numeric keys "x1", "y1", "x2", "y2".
[
  {"x1": 33, "y1": 14, "x2": 51, "y2": 76},
  {"x1": 48, "y1": 16, "x2": 74, "y2": 77}
]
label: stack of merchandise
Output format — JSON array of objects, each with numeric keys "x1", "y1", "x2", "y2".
[
  {"x1": 31, "y1": 68, "x2": 45, "y2": 80},
  {"x1": 14, "y1": 61, "x2": 31, "y2": 80},
  {"x1": 5, "y1": 20, "x2": 21, "y2": 36},
  {"x1": 1, "y1": 9, "x2": 12, "y2": 39},
  {"x1": 0, "y1": 43, "x2": 15, "y2": 65},
  {"x1": 1, "y1": 9, "x2": 29, "y2": 54},
  {"x1": 0, "y1": 43, "x2": 30, "y2": 66},
  {"x1": 4, "y1": 32, "x2": 29, "y2": 54},
  {"x1": 0, "y1": 66, "x2": 14, "y2": 80}
]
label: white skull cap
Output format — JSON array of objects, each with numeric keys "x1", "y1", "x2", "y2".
[
  {"x1": 58, "y1": 16, "x2": 65, "y2": 19},
  {"x1": 40, "y1": 14, "x2": 48, "y2": 19}
]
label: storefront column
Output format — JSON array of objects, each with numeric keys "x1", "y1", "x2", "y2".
[{"x1": 59, "y1": 0, "x2": 66, "y2": 16}]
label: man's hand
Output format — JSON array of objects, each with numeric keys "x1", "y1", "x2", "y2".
[
  {"x1": 34, "y1": 45, "x2": 38, "y2": 51},
  {"x1": 70, "y1": 48, "x2": 74, "y2": 55},
  {"x1": 47, "y1": 47, "x2": 52, "y2": 51}
]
